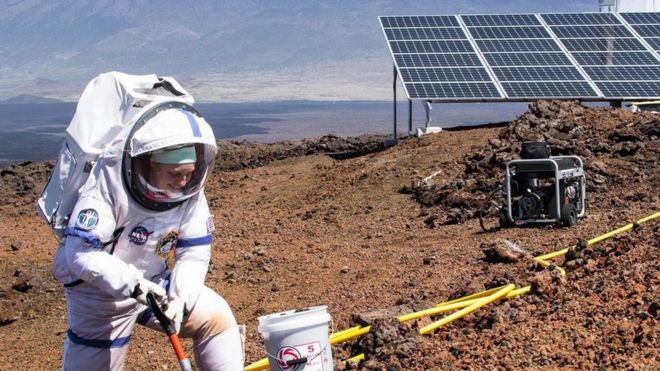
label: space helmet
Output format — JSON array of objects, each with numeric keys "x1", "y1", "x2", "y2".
[{"x1": 123, "y1": 101, "x2": 217, "y2": 211}]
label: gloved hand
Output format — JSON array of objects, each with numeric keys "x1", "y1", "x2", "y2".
[
  {"x1": 131, "y1": 278, "x2": 167, "y2": 306},
  {"x1": 163, "y1": 298, "x2": 186, "y2": 334}
]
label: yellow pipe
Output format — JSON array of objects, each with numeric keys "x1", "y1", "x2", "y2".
[
  {"x1": 244, "y1": 358, "x2": 269, "y2": 371},
  {"x1": 534, "y1": 257, "x2": 566, "y2": 276},
  {"x1": 398, "y1": 285, "x2": 530, "y2": 323},
  {"x1": 330, "y1": 326, "x2": 371, "y2": 345},
  {"x1": 398, "y1": 299, "x2": 479, "y2": 322},
  {"x1": 398, "y1": 299, "x2": 483, "y2": 322},
  {"x1": 245, "y1": 326, "x2": 369, "y2": 371},
  {"x1": 343, "y1": 353, "x2": 365, "y2": 364},
  {"x1": 329, "y1": 325, "x2": 362, "y2": 339},
  {"x1": 535, "y1": 211, "x2": 660, "y2": 262},
  {"x1": 436, "y1": 284, "x2": 510, "y2": 306},
  {"x1": 534, "y1": 248, "x2": 569, "y2": 262},
  {"x1": 637, "y1": 211, "x2": 660, "y2": 224},
  {"x1": 419, "y1": 284, "x2": 515, "y2": 335}
]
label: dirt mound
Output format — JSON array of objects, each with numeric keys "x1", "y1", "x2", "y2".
[
  {"x1": 0, "y1": 161, "x2": 53, "y2": 214},
  {"x1": 215, "y1": 133, "x2": 389, "y2": 171},
  {"x1": 408, "y1": 100, "x2": 660, "y2": 227}
]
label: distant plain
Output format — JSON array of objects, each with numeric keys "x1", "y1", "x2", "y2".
[{"x1": 0, "y1": 101, "x2": 527, "y2": 167}]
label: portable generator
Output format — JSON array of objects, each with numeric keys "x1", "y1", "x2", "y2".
[{"x1": 479, "y1": 142, "x2": 586, "y2": 231}]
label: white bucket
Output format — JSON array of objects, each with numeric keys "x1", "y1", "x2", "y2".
[{"x1": 257, "y1": 306, "x2": 333, "y2": 371}]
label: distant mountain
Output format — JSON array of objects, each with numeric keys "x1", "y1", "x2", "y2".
[
  {"x1": 0, "y1": 94, "x2": 65, "y2": 104},
  {"x1": 0, "y1": 0, "x2": 595, "y2": 102}
]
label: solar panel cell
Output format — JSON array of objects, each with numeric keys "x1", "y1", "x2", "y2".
[
  {"x1": 571, "y1": 51, "x2": 660, "y2": 65},
  {"x1": 462, "y1": 14, "x2": 540, "y2": 27},
  {"x1": 400, "y1": 67, "x2": 492, "y2": 82},
  {"x1": 542, "y1": 13, "x2": 619, "y2": 26},
  {"x1": 380, "y1": 16, "x2": 458, "y2": 28},
  {"x1": 561, "y1": 38, "x2": 646, "y2": 51},
  {"x1": 476, "y1": 39, "x2": 561, "y2": 52},
  {"x1": 595, "y1": 81, "x2": 660, "y2": 97},
  {"x1": 583, "y1": 66, "x2": 660, "y2": 80},
  {"x1": 405, "y1": 82, "x2": 501, "y2": 99},
  {"x1": 484, "y1": 52, "x2": 572, "y2": 66},
  {"x1": 468, "y1": 26, "x2": 550, "y2": 39},
  {"x1": 390, "y1": 40, "x2": 474, "y2": 53},
  {"x1": 501, "y1": 81, "x2": 598, "y2": 97},
  {"x1": 620, "y1": 12, "x2": 660, "y2": 25},
  {"x1": 385, "y1": 28, "x2": 466, "y2": 41},
  {"x1": 395, "y1": 54, "x2": 483, "y2": 68},
  {"x1": 631, "y1": 24, "x2": 660, "y2": 38},
  {"x1": 493, "y1": 66, "x2": 584, "y2": 81},
  {"x1": 551, "y1": 25, "x2": 632, "y2": 39},
  {"x1": 644, "y1": 37, "x2": 660, "y2": 50}
]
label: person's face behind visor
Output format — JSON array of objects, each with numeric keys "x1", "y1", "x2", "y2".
[{"x1": 149, "y1": 162, "x2": 196, "y2": 192}]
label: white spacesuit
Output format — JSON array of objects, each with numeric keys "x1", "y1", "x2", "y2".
[{"x1": 52, "y1": 102, "x2": 243, "y2": 370}]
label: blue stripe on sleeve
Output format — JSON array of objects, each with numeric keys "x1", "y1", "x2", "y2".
[
  {"x1": 64, "y1": 227, "x2": 104, "y2": 249},
  {"x1": 67, "y1": 329, "x2": 131, "y2": 348},
  {"x1": 177, "y1": 234, "x2": 212, "y2": 248}
]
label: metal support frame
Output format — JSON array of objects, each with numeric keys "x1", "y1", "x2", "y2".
[
  {"x1": 388, "y1": 63, "x2": 415, "y2": 146},
  {"x1": 424, "y1": 100, "x2": 432, "y2": 128},
  {"x1": 408, "y1": 100, "x2": 413, "y2": 134},
  {"x1": 388, "y1": 64, "x2": 399, "y2": 146}
]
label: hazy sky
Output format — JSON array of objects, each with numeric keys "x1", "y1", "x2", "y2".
[{"x1": 0, "y1": 0, "x2": 604, "y2": 102}]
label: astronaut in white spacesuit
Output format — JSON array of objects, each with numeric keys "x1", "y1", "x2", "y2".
[{"x1": 52, "y1": 103, "x2": 243, "y2": 370}]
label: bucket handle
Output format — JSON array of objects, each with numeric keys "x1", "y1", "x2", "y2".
[{"x1": 265, "y1": 319, "x2": 334, "y2": 368}]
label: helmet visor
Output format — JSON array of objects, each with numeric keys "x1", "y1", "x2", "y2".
[{"x1": 129, "y1": 143, "x2": 215, "y2": 210}]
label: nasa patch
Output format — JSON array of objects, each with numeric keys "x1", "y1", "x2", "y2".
[
  {"x1": 76, "y1": 209, "x2": 99, "y2": 230},
  {"x1": 128, "y1": 226, "x2": 151, "y2": 245},
  {"x1": 156, "y1": 230, "x2": 179, "y2": 258}
]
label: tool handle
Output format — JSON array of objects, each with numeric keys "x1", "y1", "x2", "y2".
[
  {"x1": 146, "y1": 293, "x2": 193, "y2": 370},
  {"x1": 146, "y1": 293, "x2": 176, "y2": 335}
]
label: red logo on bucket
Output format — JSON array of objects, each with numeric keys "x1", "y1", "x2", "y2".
[{"x1": 277, "y1": 346, "x2": 302, "y2": 370}]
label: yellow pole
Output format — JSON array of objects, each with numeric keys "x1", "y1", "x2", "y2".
[
  {"x1": 437, "y1": 284, "x2": 510, "y2": 306},
  {"x1": 637, "y1": 211, "x2": 660, "y2": 224},
  {"x1": 244, "y1": 358, "x2": 269, "y2": 371},
  {"x1": 330, "y1": 326, "x2": 371, "y2": 345},
  {"x1": 534, "y1": 248, "x2": 569, "y2": 262},
  {"x1": 535, "y1": 211, "x2": 660, "y2": 262},
  {"x1": 419, "y1": 284, "x2": 515, "y2": 335},
  {"x1": 533, "y1": 257, "x2": 566, "y2": 276},
  {"x1": 343, "y1": 353, "x2": 365, "y2": 364},
  {"x1": 329, "y1": 325, "x2": 362, "y2": 339},
  {"x1": 398, "y1": 285, "x2": 530, "y2": 323}
]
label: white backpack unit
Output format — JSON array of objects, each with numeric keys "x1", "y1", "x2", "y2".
[{"x1": 37, "y1": 71, "x2": 195, "y2": 241}]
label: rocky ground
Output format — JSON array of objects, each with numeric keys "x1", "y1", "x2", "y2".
[{"x1": 0, "y1": 100, "x2": 658, "y2": 370}]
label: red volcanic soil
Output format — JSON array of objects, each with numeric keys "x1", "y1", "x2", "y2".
[{"x1": 0, "y1": 100, "x2": 658, "y2": 370}]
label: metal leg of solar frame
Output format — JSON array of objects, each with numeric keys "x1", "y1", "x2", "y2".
[
  {"x1": 385, "y1": 63, "x2": 399, "y2": 147},
  {"x1": 408, "y1": 99, "x2": 413, "y2": 135}
]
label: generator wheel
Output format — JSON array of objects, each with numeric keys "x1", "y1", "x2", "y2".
[
  {"x1": 479, "y1": 187, "x2": 507, "y2": 233},
  {"x1": 560, "y1": 203, "x2": 578, "y2": 227}
]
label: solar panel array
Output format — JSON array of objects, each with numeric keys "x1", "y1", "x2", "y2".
[{"x1": 380, "y1": 12, "x2": 660, "y2": 101}]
